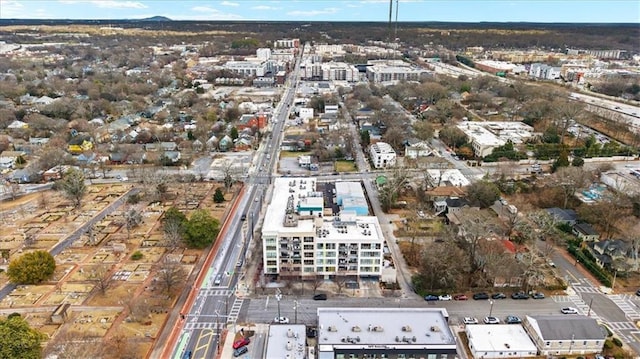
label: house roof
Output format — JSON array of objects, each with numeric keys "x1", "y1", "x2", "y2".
[
  {"x1": 445, "y1": 197, "x2": 469, "y2": 208},
  {"x1": 526, "y1": 315, "x2": 605, "y2": 341},
  {"x1": 593, "y1": 239, "x2": 631, "y2": 257},
  {"x1": 546, "y1": 207, "x2": 578, "y2": 222},
  {"x1": 425, "y1": 186, "x2": 466, "y2": 198},
  {"x1": 573, "y1": 222, "x2": 598, "y2": 236}
]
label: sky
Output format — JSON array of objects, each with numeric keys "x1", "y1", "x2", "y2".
[{"x1": 0, "y1": 0, "x2": 639, "y2": 23}]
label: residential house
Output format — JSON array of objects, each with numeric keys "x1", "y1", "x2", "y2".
[
  {"x1": 443, "y1": 197, "x2": 470, "y2": 225},
  {"x1": 159, "y1": 142, "x2": 178, "y2": 152},
  {"x1": 404, "y1": 140, "x2": 437, "y2": 159},
  {"x1": 161, "y1": 151, "x2": 181, "y2": 164},
  {"x1": 426, "y1": 186, "x2": 466, "y2": 214},
  {"x1": 218, "y1": 135, "x2": 233, "y2": 152},
  {"x1": 589, "y1": 239, "x2": 636, "y2": 271},
  {"x1": 7, "y1": 120, "x2": 28, "y2": 129},
  {"x1": 523, "y1": 315, "x2": 606, "y2": 356},
  {"x1": 572, "y1": 223, "x2": 599, "y2": 242},
  {"x1": 0, "y1": 151, "x2": 25, "y2": 169},
  {"x1": 546, "y1": 208, "x2": 578, "y2": 226}
]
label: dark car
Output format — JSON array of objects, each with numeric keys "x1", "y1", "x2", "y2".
[
  {"x1": 424, "y1": 294, "x2": 439, "y2": 301},
  {"x1": 453, "y1": 294, "x2": 468, "y2": 301},
  {"x1": 240, "y1": 214, "x2": 247, "y2": 221},
  {"x1": 491, "y1": 293, "x2": 507, "y2": 299},
  {"x1": 505, "y1": 315, "x2": 522, "y2": 324},
  {"x1": 473, "y1": 292, "x2": 489, "y2": 300},
  {"x1": 511, "y1": 292, "x2": 529, "y2": 300},
  {"x1": 636, "y1": 289, "x2": 640, "y2": 296},
  {"x1": 313, "y1": 293, "x2": 327, "y2": 301},
  {"x1": 532, "y1": 292, "x2": 545, "y2": 299}
]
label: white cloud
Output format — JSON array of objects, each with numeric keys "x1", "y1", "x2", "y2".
[
  {"x1": 251, "y1": 5, "x2": 279, "y2": 10},
  {"x1": 186, "y1": 6, "x2": 244, "y2": 20},
  {"x1": 57, "y1": 0, "x2": 147, "y2": 9},
  {"x1": 91, "y1": 1, "x2": 147, "y2": 9},
  {"x1": 0, "y1": 0, "x2": 25, "y2": 17},
  {"x1": 220, "y1": 1, "x2": 239, "y2": 6},
  {"x1": 287, "y1": 7, "x2": 339, "y2": 17}
]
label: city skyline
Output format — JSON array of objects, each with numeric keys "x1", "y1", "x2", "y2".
[{"x1": 0, "y1": 0, "x2": 639, "y2": 23}]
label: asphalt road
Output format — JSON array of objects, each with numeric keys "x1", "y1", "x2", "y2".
[{"x1": 169, "y1": 47, "x2": 304, "y2": 359}]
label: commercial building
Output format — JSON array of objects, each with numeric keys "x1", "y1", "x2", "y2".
[
  {"x1": 317, "y1": 307, "x2": 457, "y2": 359},
  {"x1": 523, "y1": 315, "x2": 606, "y2": 356},
  {"x1": 223, "y1": 60, "x2": 267, "y2": 77},
  {"x1": 265, "y1": 324, "x2": 307, "y2": 359},
  {"x1": 262, "y1": 178, "x2": 384, "y2": 279},
  {"x1": 369, "y1": 142, "x2": 396, "y2": 169},
  {"x1": 300, "y1": 61, "x2": 359, "y2": 82},
  {"x1": 457, "y1": 121, "x2": 535, "y2": 158},
  {"x1": 366, "y1": 60, "x2": 430, "y2": 83},
  {"x1": 335, "y1": 182, "x2": 369, "y2": 216},
  {"x1": 529, "y1": 63, "x2": 561, "y2": 80},
  {"x1": 466, "y1": 325, "x2": 538, "y2": 359}
]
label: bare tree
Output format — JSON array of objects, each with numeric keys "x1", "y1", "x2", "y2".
[
  {"x1": 311, "y1": 275, "x2": 323, "y2": 295},
  {"x1": 222, "y1": 160, "x2": 237, "y2": 193},
  {"x1": 334, "y1": 273, "x2": 347, "y2": 295},
  {"x1": 156, "y1": 256, "x2": 185, "y2": 296},
  {"x1": 59, "y1": 168, "x2": 87, "y2": 207},
  {"x1": 43, "y1": 331, "x2": 105, "y2": 359},
  {"x1": 123, "y1": 207, "x2": 143, "y2": 239},
  {"x1": 619, "y1": 220, "x2": 640, "y2": 271},
  {"x1": 3, "y1": 181, "x2": 22, "y2": 200},
  {"x1": 414, "y1": 240, "x2": 469, "y2": 292},
  {"x1": 104, "y1": 334, "x2": 138, "y2": 359},
  {"x1": 89, "y1": 264, "x2": 113, "y2": 295},
  {"x1": 549, "y1": 166, "x2": 590, "y2": 209},
  {"x1": 553, "y1": 101, "x2": 583, "y2": 145}
]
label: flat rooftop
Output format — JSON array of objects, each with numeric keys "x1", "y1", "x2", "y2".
[
  {"x1": 263, "y1": 177, "x2": 318, "y2": 235},
  {"x1": 317, "y1": 308, "x2": 455, "y2": 349},
  {"x1": 266, "y1": 324, "x2": 306, "y2": 359},
  {"x1": 466, "y1": 325, "x2": 537, "y2": 353},
  {"x1": 458, "y1": 122, "x2": 505, "y2": 147}
]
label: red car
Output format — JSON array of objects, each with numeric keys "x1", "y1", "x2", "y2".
[
  {"x1": 453, "y1": 294, "x2": 468, "y2": 301},
  {"x1": 233, "y1": 337, "x2": 250, "y2": 349}
]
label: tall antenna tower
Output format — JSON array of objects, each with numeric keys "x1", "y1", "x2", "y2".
[
  {"x1": 394, "y1": 0, "x2": 399, "y2": 41},
  {"x1": 388, "y1": 0, "x2": 394, "y2": 43}
]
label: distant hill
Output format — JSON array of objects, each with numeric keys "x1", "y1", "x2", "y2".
[{"x1": 140, "y1": 16, "x2": 171, "y2": 22}]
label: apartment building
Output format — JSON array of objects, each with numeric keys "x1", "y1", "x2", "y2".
[
  {"x1": 366, "y1": 60, "x2": 430, "y2": 83},
  {"x1": 529, "y1": 63, "x2": 561, "y2": 80},
  {"x1": 369, "y1": 142, "x2": 396, "y2": 169},
  {"x1": 300, "y1": 60, "x2": 359, "y2": 82},
  {"x1": 457, "y1": 121, "x2": 535, "y2": 158},
  {"x1": 262, "y1": 178, "x2": 384, "y2": 279},
  {"x1": 274, "y1": 38, "x2": 300, "y2": 49}
]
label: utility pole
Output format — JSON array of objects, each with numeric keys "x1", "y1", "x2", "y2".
[
  {"x1": 294, "y1": 300, "x2": 298, "y2": 324},
  {"x1": 275, "y1": 288, "x2": 282, "y2": 322}
]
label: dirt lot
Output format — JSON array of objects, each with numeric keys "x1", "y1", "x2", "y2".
[{"x1": 0, "y1": 182, "x2": 237, "y2": 357}]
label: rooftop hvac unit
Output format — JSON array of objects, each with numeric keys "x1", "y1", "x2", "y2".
[
  {"x1": 287, "y1": 328, "x2": 294, "y2": 338},
  {"x1": 372, "y1": 326, "x2": 384, "y2": 332},
  {"x1": 286, "y1": 341, "x2": 293, "y2": 351},
  {"x1": 402, "y1": 325, "x2": 412, "y2": 332},
  {"x1": 351, "y1": 326, "x2": 361, "y2": 332},
  {"x1": 430, "y1": 326, "x2": 440, "y2": 332},
  {"x1": 328, "y1": 326, "x2": 337, "y2": 332}
]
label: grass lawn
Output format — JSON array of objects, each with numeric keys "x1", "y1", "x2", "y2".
[
  {"x1": 280, "y1": 151, "x2": 311, "y2": 158},
  {"x1": 335, "y1": 160, "x2": 357, "y2": 172}
]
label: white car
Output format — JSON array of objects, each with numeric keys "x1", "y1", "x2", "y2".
[
  {"x1": 463, "y1": 317, "x2": 478, "y2": 324},
  {"x1": 274, "y1": 316, "x2": 290, "y2": 324},
  {"x1": 483, "y1": 316, "x2": 500, "y2": 324},
  {"x1": 561, "y1": 307, "x2": 579, "y2": 314},
  {"x1": 438, "y1": 294, "x2": 452, "y2": 301}
]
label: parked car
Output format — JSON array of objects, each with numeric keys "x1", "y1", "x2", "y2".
[
  {"x1": 463, "y1": 317, "x2": 479, "y2": 324},
  {"x1": 313, "y1": 293, "x2": 327, "y2": 301},
  {"x1": 274, "y1": 316, "x2": 290, "y2": 324},
  {"x1": 561, "y1": 307, "x2": 579, "y2": 314},
  {"x1": 241, "y1": 214, "x2": 247, "y2": 221},
  {"x1": 532, "y1": 292, "x2": 545, "y2": 299},
  {"x1": 453, "y1": 294, "x2": 468, "y2": 301},
  {"x1": 491, "y1": 293, "x2": 507, "y2": 299},
  {"x1": 182, "y1": 350, "x2": 192, "y2": 359},
  {"x1": 232, "y1": 337, "x2": 250, "y2": 349},
  {"x1": 505, "y1": 315, "x2": 522, "y2": 324},
  {"x1": 636, "y1": 289, "x2": 640, "y2": 296},
  {"x1": 483, "y1": 316, "x2": 500, "y2": 324},
  {"x1": 424, "y1": 294, "x2": 439, "y2": 301},
  {"x1": 233, "y1": 346, "x2": 248, "y2": 357},
  {"x1": 511, "y1": 292, "x2": 529, "y2": 300},
  {"x1": 438, "y1": 294, "x2": 452, "y2": 301},
  {"x1": 473, "y1": 292, "x2": 489, "y2": 300}
]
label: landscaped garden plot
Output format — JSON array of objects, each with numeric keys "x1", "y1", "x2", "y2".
[
  {"x1": 1, "y1": 284, "x2": 55, "y2": 306},
  {"x1": 40, "y1": 282, "x2": 93, "y2": 305}
]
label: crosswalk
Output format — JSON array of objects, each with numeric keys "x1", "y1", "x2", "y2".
[
  {"x1": 608, "y1": 294, "x2": 640, "y2": 321},
  {"x1": 184, "y1": 321, "x2": 225, "y2": 330},
  {"x1": 227, "y1": 297, "x2": 244, "y2": 324},
  {"x1": 572, "y1": 286, "x2": 601, "y2": 294},
  {"x1": 607, "y1": 321, "x2": 638, "y2": 330},
  {"x1": 199, "y1": 288, "x2": 231, "y2": 297}
]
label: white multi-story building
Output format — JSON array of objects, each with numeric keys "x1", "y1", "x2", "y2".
[
  {"x1": 366, "y1": 59, "x2": 430, "y2": 83},
  {"x1": 300, "y1": 60, "x2": 359, "y2": 82},
  {"x1": 262, "y1": 178, "x2": 384, "y2": 279},
  {"x1": 529, "y1": 63, "x2": 561, "y2": 80},
  {"x1": 457, "y1": 121, "x2": 535, "y2": 157},
  {"x1": 256, "y1": 48, "x2": 271, "y2": 61},
  {"x1": 223, "y1": 60, "x2": 267, "y2": 77},
  {"x1": 369, "y1": 142, "x2": 396, "y2": 169},
  {"x1": 274, "y1": 38, "x2": 300, "y2": 49}
]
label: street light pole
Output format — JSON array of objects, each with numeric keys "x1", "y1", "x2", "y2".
[
  {"x1": 294, "y1": 300, "x2": 298, "y2": 324},
  {"x1": 587, "y1": 296, "x2": 594, "y2": 317},
  {"x1": 489, "y1": 300, "x2": 494, "y2": 317},
  {"x1": 611, "y1": 269, "x2": 618, "y2": 292},
  {"x1": 275, "y1": 289, "x2": 282, "y2": 322}
]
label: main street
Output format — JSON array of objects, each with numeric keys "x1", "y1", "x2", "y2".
[{"x1": 164, "y1": 48, "x2": 303, "y2": 359}]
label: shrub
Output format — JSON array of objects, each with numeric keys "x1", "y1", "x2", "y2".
[
  {"x1": 131, "y1": 251, "x2": 143, "y2": 260},
  {"x1": 612, "y1": 337, "x2": 623, "y2": 347}
]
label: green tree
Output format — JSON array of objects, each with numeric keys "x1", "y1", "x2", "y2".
[
  {"x1": 59, "y1": 168, "x2": 86, "y2": 207},
  {"x1": 184, "y1": 210, "x2": 220, "y2": 249},
  {"x1": 572, "y1": 156, "x2": 585, "y2": 167},
  {"x1": 552, "y1": 147, "x2": 570, "y2": 172},
  {"x1": 359, "y1": 130, "x2": 370, "y2": 147},
  {"x1": 230, "y1": 126, "x2": 239, "y2": 140},
  {"x1": 0, "y1": 315, "x2": 46, "y2": 359},
  {"x1": 7, "y1": 250, "x2": 56, "y2": 284},
  {"x1": 466, "y1": 180, "x2": 501, "y2": 208},
  {"x1": 213, "y1": 188, "x2": 225, "y2": 203}
]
